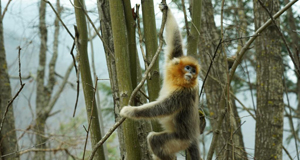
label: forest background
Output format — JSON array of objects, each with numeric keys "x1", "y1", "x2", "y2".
[{"x1": 0, "y1": 0, "x2": 300, "y2": 159}]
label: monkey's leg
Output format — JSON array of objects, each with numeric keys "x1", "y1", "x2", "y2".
[
  {"x1": 147, "y1": 132, "x2": 190, "y2": 160},
  {"x1": 187, "y1": 140, "x2": 200, "y2": 160}
]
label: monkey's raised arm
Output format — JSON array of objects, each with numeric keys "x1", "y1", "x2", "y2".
[
  {"x1": 120, "y1": 90, "x2": 196, "y2": 119},
  {"x1": 160, "y1": 4, "x2": 183, "y2": 61}
]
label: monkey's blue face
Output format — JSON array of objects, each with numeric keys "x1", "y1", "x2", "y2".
[
  {"x1": 184, "y1": 65, "x2": 197, "y2": 75},
  {"x1": 184, "y1": 65, "x2": 197, "y2": 81}
]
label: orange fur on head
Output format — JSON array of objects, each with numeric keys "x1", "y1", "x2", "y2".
[{"x1": 165, "y1": 56, "x2": 200, "y2": 89}]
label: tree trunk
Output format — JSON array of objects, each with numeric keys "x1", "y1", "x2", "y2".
[
  {"x1": 141, "y1": 0, "x2": 161, "y2": 131},
  {"x1": 73, "y1": 0, "x2": 105, "y2": 159},
  {"x1": 97, "y1": 0, "x2": 127, "y2": 157},
  {"x1": 0, "y1": 2, "x2": 19, "y2": 159},
  {"x1": 187, "y1": 0, "x2": 201, "y2": 57},
  {"x1": 124, "y1": 2, "x2": 152, "y2": 160},
  {"x1": 109, "y1": 0, "x2": 142, "y2": 159},
  {"x1": 198, "y1": 0, "x2": 247, "y2": 159},
  {"x1": 34, "y1": 1, "x2": 63, "y2": 159},
  {"x1": 34, "y1": 1, "x2": 48, "y2": 159},
  {"x1": 253, "y1": 1, "x2": 284, "y2": 159}
]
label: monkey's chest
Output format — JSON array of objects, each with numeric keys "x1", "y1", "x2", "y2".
[{"x1": 159, "y1": 116, "x2": 176, "y2": 132}]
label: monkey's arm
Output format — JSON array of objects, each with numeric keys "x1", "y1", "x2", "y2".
[
  {"x1": 160, "y1": 4, "x2": 183, "y2": 61},
  {"x1": 120, "y1": 90, "x2": 195, "y2": 119}
]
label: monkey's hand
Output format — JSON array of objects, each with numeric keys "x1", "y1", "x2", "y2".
[
  {"x1": 159, "y1": 3, "x2": 168, "y2": 12},
  {"x1": 120, "y1": 106, "x2": 136, "y2": 118}
]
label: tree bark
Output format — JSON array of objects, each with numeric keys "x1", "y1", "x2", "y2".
[
  {"x1": 187, "y1": 0, "x2": 201, "y2": 57},
  {"x1": 73, "y1": 0, "x2": 105, "y2": 159},
  {"x1": 141, "y1": 0, "x2": 161, "y2": 131},
  {"x1": 97, "y1": 0, "x2": 127, "y2": 157},
  {"x1": 109, "y1": 0, "x2": 142, "y2": 159},
  {"x1": 253, "y1": 0, "x2": 284, "y2": 159},
  {"x1": 34, "y1": 1, "x2": 48, "y2": 159},
  {"x1": 0, "y1": 2, "x2": 19, "y2": 159},
  {"x1": 124, "y1": 2, "x2": 152, "y2": 160}
]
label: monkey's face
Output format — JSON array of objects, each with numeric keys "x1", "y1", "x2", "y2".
[
  {"x1": 165, "y1": 56, "x2": 200, "y2": 88},
  {"x1": 183, "y1": 65, "x2": 197, "y2": 81}
]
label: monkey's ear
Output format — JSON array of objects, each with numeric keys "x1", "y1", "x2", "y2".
[
  {"x1": 171, "y1": 58, "x2": 180, "y2": 65},
  {"x1": 159, "y1": 3, "x2": 168, "y2": 11}
]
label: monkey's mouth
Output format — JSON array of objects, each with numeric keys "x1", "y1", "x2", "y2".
[{"x1": 184, "y1": 73, "x2": 192, "y2": 81}]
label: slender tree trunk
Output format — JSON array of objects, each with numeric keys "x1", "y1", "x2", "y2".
[
  {"x1": 198, "y1": 0, "x2": 247, "y2": 159},
  {"x1": 134, "y1": 53, "x2": 153, "y2": 160},
  {"x1": 0, "y1": 2, "x2": 19, "y2": 159},
  {"x1": 253, "y1": 0, "x2": 284, "y2": 159},
  {"x1": 141, "y1": 0, "x2": 161, "y2": 131},
  {"x1": 34, "y1": 1, "x2": 63, "y2": 159},
  {"x1": 88, "y1": 24, "x2": 109, "y2": 160},
  {"x1": 124, "y1": 2, "x2": 152, "y2": 160},
  {"x1": 97, "y1": 0, "x2": 126, "y2": 157},
  {"x1": 187, "y1": 0, "x2": 201, "y2": 57},
  {"x1": 34, "y1": 1, "x2": 48, "y2": 159},
  {"x1": 109, "y1": 0, "x2": 142, "y2": 159},
  {"x1": 73, "y1": 0, "x2": 105, "y2": 159}
]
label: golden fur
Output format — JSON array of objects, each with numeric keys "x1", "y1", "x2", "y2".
[{"x1": 165, "y1": 56, "x2": 200, "y2": 90}]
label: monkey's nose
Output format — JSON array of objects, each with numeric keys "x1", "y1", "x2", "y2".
[{"x1": 185, "y1": 73, "x2": 192, "y2": 81}]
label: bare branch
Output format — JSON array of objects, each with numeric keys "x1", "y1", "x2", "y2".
[
  {"x1": 199, "y1": 39, "x2": 222, "y2": 98},
  {"x1": 181, "y1": 0, "x2": 189, "y2": 36},
  {"x1": 136, "y1": 4, "x2": 149, "y2": 72},
  {"x1": 45, "y1": 62, "x2": 74, "y2": 115},
  {"x1": 73, "y1": 26, "x2": 80, "y2": 117},
  {"x1": 0, "y1": 47, "x2": 25, "y2": 133},
  {"x1": 82, "y1": 76, "x2": 98, "y2": 159},
  {"x1": 44, "y1": 0, "x2": 75, "y2": 39},
  {"x1": 1, "y1": 0, "x2": 13, "y2": 19}
]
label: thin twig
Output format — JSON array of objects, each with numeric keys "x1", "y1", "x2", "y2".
[
  {"x1": 82, "y1": 76, "x2": 98, "y2": 159},
  {"x1": 88, "y1": 2, "x2": 168, "y2": 159},
  {"x1": 1, "y1": 0, "x2": 12, "y2": 19},
  {"x1": 283, "y1": 75, "x2": 300, "y2": 160},
  {"x1": 283, "y1": 145, "x2": 294, "y2": 160},
  {"x1": 45, "y1": 62, "x2": 73, "y2": 115},
  {"x1": 0, "y1": 47, "x2": 25, "y2": 133},
  {"x1": 199, "y1": 39, "x2": 222, "y2": 98},
  {"x1": 215, "y1": 121, "x2": 246, "y2": 159},
  {"x1": 136, "y1": 4, "x2": 149, "y2": 72},
  {"x1": 18, "y1": 46, "x2": 23, "y2": 85},
  {"x1": 241, "y1": 59, "x2": 256, "y2": 112},
  {"x1": 44, "y1": 0, "x2": 74, "y2": 39},
  {"x1": 181, "y1": 0, "x2": 189, "y2": 36},
  {"x1": 70, "y1": 42, "x2": 78, "y2": 73},
  {"x1": 73, "y1": 26, "x2": 80, "y2": 117}
]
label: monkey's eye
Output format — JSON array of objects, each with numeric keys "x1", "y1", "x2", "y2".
[
  {"x1": 191, "y1": 68, "x2": 196, "y2": 74},
  {"x1": 185, "y1": 66, "x2": 191, "y2": 71},
  {"x1": 185, "y1": 65, "x2": 196, "y2": 74}
]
